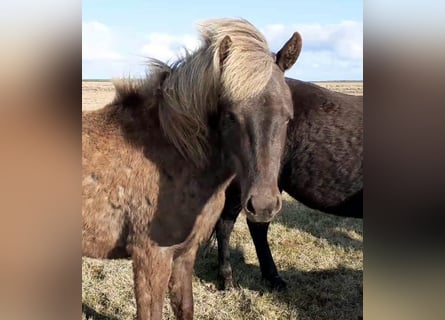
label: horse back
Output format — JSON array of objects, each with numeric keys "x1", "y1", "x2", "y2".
[{"x1": 281, "y1": 79, "x2": 363, "y2": 216}]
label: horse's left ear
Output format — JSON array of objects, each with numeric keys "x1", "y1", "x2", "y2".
[
  {"x1": 219, "y1": 35, "x2": 232, "y2": 70},
  {"x1": 276, "y1": 32, "x2": 302, "y2": 72}
]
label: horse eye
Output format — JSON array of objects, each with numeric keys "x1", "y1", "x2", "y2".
[{"x1": 224, "y1": 111, "x2": 237, "y2": 123}]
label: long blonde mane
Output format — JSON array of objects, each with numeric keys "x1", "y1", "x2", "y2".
[{"x1": 114, "y1": 18, "x2": 275, "y2": 168}]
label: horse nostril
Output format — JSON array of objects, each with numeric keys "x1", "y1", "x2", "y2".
[
  {"x1": 246, "y1": 197, "x2": 255, "y2": 214},
  {"x1": 275, "y1": 195, "x2": 282, "y2": 211}
]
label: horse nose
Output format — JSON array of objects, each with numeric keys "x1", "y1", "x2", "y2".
[
  {"x1": 246, "y1": 197, "x2": 255, "y2": 214},
  {"x1": 245, "y1": 193, "x2": 282, "y2": 217}
]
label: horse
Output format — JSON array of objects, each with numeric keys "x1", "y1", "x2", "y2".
[
  {"x1": 82, "y1": 18, "x2": 302, "y2": 320},
  {"x1": 215, "y1": 78, "x2": 363, "y2": 291}
]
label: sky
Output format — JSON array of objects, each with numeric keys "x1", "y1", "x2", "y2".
[{"x1": 82, "y1": 0, "x2": 362, "y2": 81}]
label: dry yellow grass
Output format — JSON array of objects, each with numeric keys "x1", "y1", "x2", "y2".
[
  {"x1": 81, "y1": 80, "x2": 363, "y2": 111},
  {"x1": 82, "y1": 81, "x2": 363, "y2": 320},
  {"x1": 313, "y1": 81, "x2": 362, "y2": 96},
  {"x1": 82, "y1": 81, "x2": 116, "y2": 111}
]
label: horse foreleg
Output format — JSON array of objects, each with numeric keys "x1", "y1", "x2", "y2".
[
  {"x1": 215, "y1": 217, "x2": 236, "y2": 289},
  {"x1": 168, "y1": 247, "x2": 197, "y2": 320},
  {"x1": 215, "y1": 182, "x2": 242, "y2": 290},
  {"x1": 246, "y1": 219, "x2": 287, "y2": 291},
  {"x1": 215, "y1": 188, "x2": 242, "y2": 290},
  {"x1": 132, "y1": 244, "x2": 173, "y2": 320}
]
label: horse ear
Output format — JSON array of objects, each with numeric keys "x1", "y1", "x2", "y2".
[
  {"x1": 276, "y1": 32, "x2": 302, "y2": 72},
  {"x1": 155, "y1": 70, "x2": 169, "y2": 98},
  {"x1": 158, "y1": 70, "x2": 169, "y2": 87},
  {"x1": 219, "y1": 35, "x2": 232, "y2": 69}
]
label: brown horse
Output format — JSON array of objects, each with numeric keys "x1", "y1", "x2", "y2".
[
  {"x1": 82, "y1": 19, "x2": 302, "y2": 319},
  {"x1": 216, "y1": 78, "x2": 363, "y2": 291}
]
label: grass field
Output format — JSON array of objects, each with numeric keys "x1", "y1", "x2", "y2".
[
  {"x1": 82, "y1": 81, "x2": 363, "y2": 320},
  {"x1": 82, "y1": 80, "x2": 362, "y2": 112}
]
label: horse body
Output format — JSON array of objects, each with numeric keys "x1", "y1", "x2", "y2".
[
  {"x1": 83, "y1": 103, "x2": 233, "y2": 319},
  {"x1": 82, "y1": 18, "x2": 301, "y2": 320},
  {"x1": 216, "y1": 78, "x2": 363, "y2": 291},
  {"x1": 281, "y1": 78, "x2": 363, "y2": 215},
  {"x1": 82, "y1": 105, "x2": 233, "y2": 259}
]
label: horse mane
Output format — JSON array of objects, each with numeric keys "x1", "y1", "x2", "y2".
[{"x1": 113, "y1": 18, "x2": 274, "y2": 168}]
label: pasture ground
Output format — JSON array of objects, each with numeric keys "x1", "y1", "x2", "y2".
[
  {"x1": 82, "y1": 81, "x2": 362, "y2": 112},
  {"x1": 82, "y1": 81, "x2": 363, "y2": 320}
]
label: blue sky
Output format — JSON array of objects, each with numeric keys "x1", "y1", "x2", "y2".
[{"x1": 82, "y1": 0, "x2": 362, "y2": 81}]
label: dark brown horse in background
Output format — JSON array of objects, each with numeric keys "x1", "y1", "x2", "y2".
[
  {"x1": 82, "y1": 18, "x2": 302, "y2": 320},
  {"x1": 216, "y1": 78, "x2": 363, "y2": 291}
]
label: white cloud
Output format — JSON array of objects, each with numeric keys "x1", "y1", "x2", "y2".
[
  {"x1": 329, "y1": 21, "x2": 363, "y2": 60},
  {"x1": 263, "y1": 20, "x2": 362, "y2": 60},
  {"x1": 262, "y1": 24, "x2": 287, "y2": 40},
  {"x1": 82, "y1": 21, "x2": 121, "y2": 61},
  {"x1": 140, "y1": 33, "x2": 200, "y2": 61},
  {"x1": 81, "y1": 20, "x2": 362, "y2": 80},
  {"x1": 262, "y1": 20, "x2": 363, "y2": 80}
]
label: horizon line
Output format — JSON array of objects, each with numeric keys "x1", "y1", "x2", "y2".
[{"x1": 82, "y1": 79, "x2": 364, "y2": 82}]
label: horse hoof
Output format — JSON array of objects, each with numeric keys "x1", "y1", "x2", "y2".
[
  {"x1": 269, "y1": 277, "x2": 288, "y2": 292},
  {"x1": 223, "y1": 278, "x2": 235, "y2": 290},
  {"x1": 217, "y1": 275, "x2": 235, "y2": 291}
]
